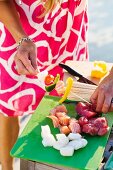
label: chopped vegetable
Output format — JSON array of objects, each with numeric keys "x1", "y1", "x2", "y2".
[
  {"x1": 60, "y1": 146, "x2": 74, "y2": 156},
  {"x1": 94, "y1": 61, "x2": 107, "y2": 71},
  {"x1": 91, "y1": 61, "x2": 108, "y2": 78},
  {"x1": 45, "y1": 74, "x2": 60, "y2": 92},
  {"x1": 44, "y1": 74, "x2": 54, "y2": 85},
  {"x1": 41, "y1": 124, "x2": 88, "y2": 156},
  {"x1": 59, "y1": 77, "x2": 73, "y2": 103}
]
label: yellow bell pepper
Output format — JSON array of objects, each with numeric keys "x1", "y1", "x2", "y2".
[
  {"x1": 59, "y1": 77, "x2": 73, "y2": 104},
  {"x1": 91, "y1": 61, "x2": 108, "y2": 79},
  {"x1": 94, "y1": 61, "x2": 107, "y2": 71}
]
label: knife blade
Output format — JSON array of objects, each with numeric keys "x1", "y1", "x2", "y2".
[{"x1": 59, "y1": 63, "x2": 97, "y2": 85}]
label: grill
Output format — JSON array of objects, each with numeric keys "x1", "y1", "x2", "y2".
[{"x1": 100, "y1": 127, "x2": 113, "y2": 170}]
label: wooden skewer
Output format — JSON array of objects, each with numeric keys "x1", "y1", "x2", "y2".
[
  {"x1": 69, "y1": 91, "x2": 91, "y2": 104},
  {"x1": 72, "y1": 82, "x2": 97, "y2": 90}
]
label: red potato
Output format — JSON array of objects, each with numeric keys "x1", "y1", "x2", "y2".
[{"x1": 76, "y1": 102, "x2": 97, "y2": 118}]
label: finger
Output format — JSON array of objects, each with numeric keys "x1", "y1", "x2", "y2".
[
  {"x1": 15, "y1": 59, "x2": 30, "y2": 75},
  {"x1": 102, "y1": 94, "x2": 112, "y2": 113},
  {"x1": 109, "y1": 99, "x2": 113, "y2": 112},
  {"x1": 30, "y1": 50, "x2": 37, "y2": 70},
  {"x1": 96, "y1": 90, "x2": 105, "y2": 112},
  {"x1": 90, "y1": 87, "x2": 98, "y2": 105},
  {"x1": 19, "y1": 54, "x2": 37, "y2": 75}
]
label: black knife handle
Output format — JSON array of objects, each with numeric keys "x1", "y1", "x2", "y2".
[
  {"x1": 59, "y1": 63, "x2": 83, "y2": 78},
  {"x1": 59, "y1": 63, "x2": 97, "y2": 85}
]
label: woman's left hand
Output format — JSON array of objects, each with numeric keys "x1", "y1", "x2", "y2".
[{"x1": 90, "y1": 73, "x2": 113, "y2": 113}]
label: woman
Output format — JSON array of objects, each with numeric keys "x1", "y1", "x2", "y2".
[{"x1": 0, "y1": 0, "x2": 88, "y2": 169}]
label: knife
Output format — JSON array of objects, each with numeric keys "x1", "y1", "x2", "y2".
[{"x1": 59, "y1": 63, "x2": 97, "y2": 85}]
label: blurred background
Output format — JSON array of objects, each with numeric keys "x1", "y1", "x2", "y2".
[{"x1": 89, "y1": 0, "x2": 113, "y2": 62}]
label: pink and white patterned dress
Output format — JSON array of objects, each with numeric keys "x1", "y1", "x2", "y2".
[{"x1": 0, "y1": 0, "x2": 88, "y2": 116}]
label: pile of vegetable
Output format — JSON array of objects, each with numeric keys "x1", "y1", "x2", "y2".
[
  {"x1": 45, "y1": 74, "x2": 60, "y2": 92},
  {"x1": 37, "y1": 71, "x2": 60, "y2": 92},
  {"x1": 91, "y1": 61, "x2": 108, "y2": 78},
  {"x1": 41, "y1": 102, "x2": 109, "y2": 157},
  {"x1": 41, "y1": 125, "x2": 88, "y2": 156}
]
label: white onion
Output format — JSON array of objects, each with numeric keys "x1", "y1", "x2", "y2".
[
  {"x1": 42, "y1": 134, "x2": 56, "y2": 147},
  {"x1": 41, "y1": 125, "x2": 51, "y2": 138},
  {"x1": 56, "y1": 134, "x2": 69, "y2": 146},
  {"x1": 60, "y1": 146, "x2": 74, "y2": 156},
  {"x1": 68, "y1": 133, "x2": 82, "y2": 140}
]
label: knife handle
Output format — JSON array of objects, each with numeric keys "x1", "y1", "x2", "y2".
[
  {"x1": 59, "y1": 63, "x2": 83, "y2": 78},
  {"x1": 59, "y1": 63, "x2": 97, "y2": 85}
]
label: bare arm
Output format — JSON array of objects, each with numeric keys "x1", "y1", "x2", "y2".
[
  {"x1": 0, "y1": 0, "x2": 27, "y2": 42},
  {"x1": 0, "y1": 0, "x2": 38, "y2": 75}
]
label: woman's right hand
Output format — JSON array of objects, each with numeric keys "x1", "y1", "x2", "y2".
[
  {"x1": 90, "y1": 72, "x2": 113, "y2": 113},
  {"x1": 14, "y1": 40, "x2": 38, "y2": 75}
]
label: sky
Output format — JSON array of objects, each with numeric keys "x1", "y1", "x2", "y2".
[{"x1": 88, "y1": 0, "x2": 113, "y2": 62}]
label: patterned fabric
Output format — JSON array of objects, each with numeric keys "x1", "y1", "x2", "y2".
[{"x1": 0, "y1": 0, "x2": 88, "y2": 116}]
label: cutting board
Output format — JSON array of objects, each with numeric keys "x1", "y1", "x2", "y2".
[
  {"x1": 11, "y1": 96, "x2": 113, "y2": 170},
  {"x1": 65, "y1": 61, "x2": 113, "y2": 85}
]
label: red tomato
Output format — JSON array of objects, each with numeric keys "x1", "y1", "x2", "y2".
[{"x1": 44, "y1": 74, "x2": 54, "y2": 85}]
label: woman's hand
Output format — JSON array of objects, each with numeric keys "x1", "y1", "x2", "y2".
[
  {"x1": 55, "y1": 80, "x2": 65, "y2": 95},
  {"x1": 90, "y1": 72, "x2": 113, "y2": 113},
  {"x1": 15, "y1": 40, "x2": 38, "y2": 75}
]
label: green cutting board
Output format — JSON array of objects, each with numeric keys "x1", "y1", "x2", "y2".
[{"x1": 11, "y1": 96, "x2": 113, "y2": 170}]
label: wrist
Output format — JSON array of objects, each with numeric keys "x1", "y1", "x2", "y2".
[{"x1": 16, "y1": 37, "x2": 34, "y2": 49}]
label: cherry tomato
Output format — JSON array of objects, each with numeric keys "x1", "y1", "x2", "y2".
[{"x1": 44, "y1": 74, "x2": 54, "y2": 85}]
